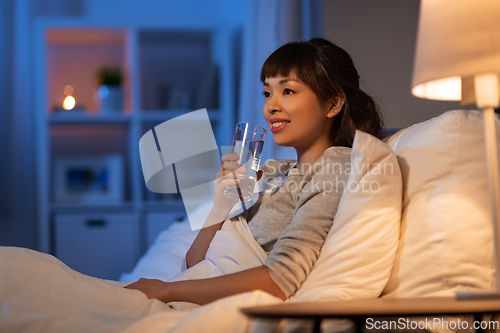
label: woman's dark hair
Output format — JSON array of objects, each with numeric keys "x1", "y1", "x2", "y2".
[{"x1": 260, "y1": 38, "x2": 383, "y2": 148}]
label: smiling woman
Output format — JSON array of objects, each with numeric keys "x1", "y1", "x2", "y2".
[
  {"x1": 262, "y1": 76, "x2": 343, "y2": 168},
  {"x1": 260, "y1": 38, "x2": 383, "y2": 151}
]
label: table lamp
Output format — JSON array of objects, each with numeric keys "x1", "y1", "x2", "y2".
[{"x1": 411, "y1": 0, "x2": 500, "y2": 298}]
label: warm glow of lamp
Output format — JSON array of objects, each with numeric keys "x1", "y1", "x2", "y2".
[
  {"x1": 412, "y1": 76, "x2": 462, "y2": 101},
  {"x1": 412, "y1": 0, "x2": 500, "y2": 106},
  {"x1": 412, "y1": 0, "x2": 500, "y2": 298},
  {"x1": 63, "y1": 95, "x2": 76, "y2": 110}
]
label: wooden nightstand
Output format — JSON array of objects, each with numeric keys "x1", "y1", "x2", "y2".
[{"x1": 241, "y1": 297, "x2": 500, "y2": 333}]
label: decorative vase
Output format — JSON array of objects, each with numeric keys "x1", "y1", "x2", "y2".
[{"x1": 98, "y1": 85, "x2": 124, "y2": 112}]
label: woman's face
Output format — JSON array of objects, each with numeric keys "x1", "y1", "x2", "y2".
[{"x1": 262, "y1": 75, "x2": 339, "y2": 151}]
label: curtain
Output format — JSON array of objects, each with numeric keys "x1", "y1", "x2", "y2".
[
  {"x1": 1, "y1": 0, "x2": 84, "y2": 249},
  {"x1": 0, "y1": 0, "x2": 38, "y2": 249},
  {"x1": 9, "y1": 0, "x2": 37, "y2": 248},
  {"x1": 0, "y1": 0, "x2": 14, "y2": 245}
]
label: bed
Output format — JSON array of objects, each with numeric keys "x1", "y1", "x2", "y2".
[{"x1": 0, "y1": 110, "x2": 496, "y2": 333}]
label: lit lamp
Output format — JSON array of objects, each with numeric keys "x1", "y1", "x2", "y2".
[{"x1": 411, "y1": 0, "x2": 500, "y2": 298}]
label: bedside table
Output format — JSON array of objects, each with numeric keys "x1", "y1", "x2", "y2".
[{"x1": 241, "y1": 297, "x2": 500, "y2": 333}]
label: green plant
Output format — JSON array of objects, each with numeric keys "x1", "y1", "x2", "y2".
[{"x1": 96, "y1": 66, "x2": 123, "y2": 86}]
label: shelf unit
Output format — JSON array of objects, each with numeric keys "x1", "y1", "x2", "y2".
[{"x1": 34, "y1": 18, "x2": 235, "y2": 279}]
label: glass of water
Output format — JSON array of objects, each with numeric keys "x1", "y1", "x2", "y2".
[{"x1": 224, "y1": 122, "x2": 266, "y2": 202}]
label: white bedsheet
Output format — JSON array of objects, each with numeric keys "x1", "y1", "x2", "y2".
[
  {"x1": 119, "y1": 199, "x2": 262, "y2": 284},
  {"x1": 0, "y1": 217, "x2": 283, "y2": 333},
  {"x1": 119, "y1": 219, "x2": 198, "y2": 283}
]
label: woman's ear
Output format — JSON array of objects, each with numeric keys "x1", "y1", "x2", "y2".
[{"x1": 326, "y1": 95, "x2": 345, "y2": 118}]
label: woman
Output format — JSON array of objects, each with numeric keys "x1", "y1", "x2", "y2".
[{"x1": 126, "y1": 38, "x2": 383, "y2": 304}]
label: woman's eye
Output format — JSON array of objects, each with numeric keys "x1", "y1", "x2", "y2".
[
  {"x1": 283, "y1": 88, "x2": 294, "y2": 95},
  {"x1": 262, "y1": 91, "x2": 270, "y2": 98}
]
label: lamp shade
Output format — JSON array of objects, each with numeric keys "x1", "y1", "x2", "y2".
[{"x1": 411, "y1": 0, "x2": 500, "y2": 103}]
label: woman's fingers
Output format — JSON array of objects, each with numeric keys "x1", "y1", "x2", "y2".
[
  {"x1": 221, "y1": 153, "x2": 239, "y2": 162},
  {"x1": 217, "y1": 165, "x2": 245, "y2": 179},
  {"x1": 217, "y1": 153, "x2": 246, "y2": 178},
  {"x1": 222, "y1": 162, "x2": 245, "y2": 173},
  {"x1": 214, "y1": 173, "x2": 245, "y2": 187}
]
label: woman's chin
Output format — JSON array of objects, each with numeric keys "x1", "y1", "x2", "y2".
[{"x1": 273, "y1": 139, "x2": 293, "y2": 148}]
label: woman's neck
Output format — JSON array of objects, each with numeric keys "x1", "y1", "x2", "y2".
[{"x1": 295, "y1": 137, "x2": 333, "y2": 173}]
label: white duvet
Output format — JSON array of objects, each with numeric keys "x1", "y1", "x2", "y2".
[{"x1": 0, "y1": 217, "x2": 284, "y2": 333}]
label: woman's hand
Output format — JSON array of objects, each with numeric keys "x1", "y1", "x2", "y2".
[
  {"x1": 185, "y1": 153, "x2": 263, "y2": 268},
  {"x1": 125, "y1": 266, "x2": 285, "y2": 305},
  {"x1": 211, "y1": 153, "x2": 246, "y2": 220},
  {"x1": 185, "y1": 154, "x2": 246, "y2": 268},
  {"x1": 125, "y1": 278, "x2": 170, "y2": 302}
]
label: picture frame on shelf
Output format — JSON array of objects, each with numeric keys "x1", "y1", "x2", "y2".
[{"x1": 54, "y1": 154, "x2": 124, "y2": 204}]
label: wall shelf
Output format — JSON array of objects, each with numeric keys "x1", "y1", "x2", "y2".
[
  {"x1": 34, "y1": 18, "x2": 235, "y2": 279},
  {"x1": 138, "y1": 109, "x2": 221, "y2": 122},
  {"x1": 51, "y1": 202, "x2": 136, "y2": 214},
  {"x1": 49, "y1": 112, "x2": 133, "y2": 124}
]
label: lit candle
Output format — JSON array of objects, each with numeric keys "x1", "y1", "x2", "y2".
[{"x1": 63, "y1": 95, "x2": 76, "y2": 110}]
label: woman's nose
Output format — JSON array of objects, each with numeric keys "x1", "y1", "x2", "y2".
[{"x1": 267, "y1": 95, "x2": 282, "y2": 114}]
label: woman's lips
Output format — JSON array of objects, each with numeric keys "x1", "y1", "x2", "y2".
[{"x1": 270, "y1": 121, "x2": 289, "y2": 133}]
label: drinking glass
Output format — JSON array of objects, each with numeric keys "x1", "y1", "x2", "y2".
[{"x1": 224, "y1": 122, "x2": 266, "y2": 202}]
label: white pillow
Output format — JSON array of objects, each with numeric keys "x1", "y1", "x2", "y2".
[
  {"x1": 382, "y1": 110, "x2": 496, "y2": 298},
  {"x1": 291, "y1": 130, "x2": 402, "y2": 302}
]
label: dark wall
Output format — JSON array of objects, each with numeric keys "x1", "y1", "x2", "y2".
[{"x1": 323, "y1": 0, "x2": 474, "y2": 128}]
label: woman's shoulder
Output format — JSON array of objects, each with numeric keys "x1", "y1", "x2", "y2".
[
  {"x1": 300, "y1": 146, "x2": 352, "y2": 180},
  {"x1": 322, "y1": 146, "x2": 352, "y2": 158},
  {"x1": 318, "y1": 146, "x2": 352, "y2": 166}
]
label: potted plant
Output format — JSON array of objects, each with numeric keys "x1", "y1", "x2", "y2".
[{"x1": 96, "y1": 66, "x2": 124, "y2": 112}]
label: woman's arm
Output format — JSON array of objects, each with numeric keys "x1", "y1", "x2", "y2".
[
  {"x1": 185, "y1": 208, "x2": 226, "y2": 268},
  {"x1": 126, "y1": 265, "x2": 285, "y2": 304},
  {"x1": 185, "y1": 154, "x2": 263, "y2": 269},
  {"x1": 185, "y1": 153, "x2": 246, "y2": 268}
]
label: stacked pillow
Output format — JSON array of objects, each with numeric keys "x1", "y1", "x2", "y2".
[
  {"x1": 382, "y1": 110, "x2": 496, "y2": 297},
  {"x1": 294, "y1": 109, "x2": 498, "y2": 301},
  {"x1": 292, "y1": 130, "x2": 403, "y2": 302}
]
